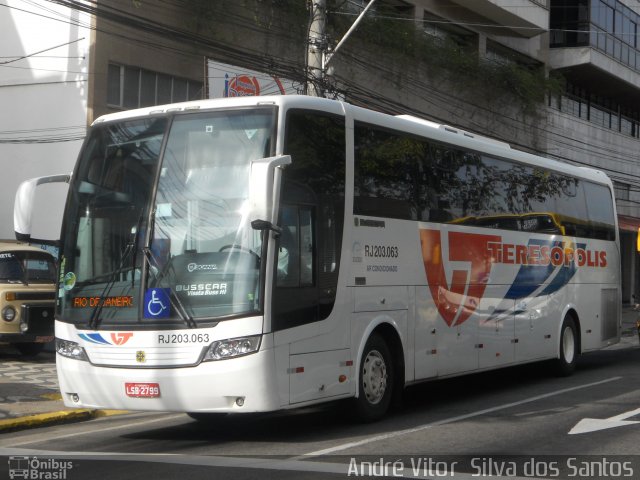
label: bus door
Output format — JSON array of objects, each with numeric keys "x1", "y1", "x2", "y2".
[
  {"x1": 273, "y1": 186, "x2": 350, "y2": 404},
  {"x1": 273, "y1": 200, "x2": 318, "y2": 329}
]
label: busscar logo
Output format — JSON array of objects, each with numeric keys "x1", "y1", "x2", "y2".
[
  {"x1": 420, "y1": 229, "x2": 607, "y2": 327},
  {"x1": 176, "y1": 283, "x2": 228, "y2": 296},
  {"x1": 187, "y1": 263, "x2": 218, "y2": 273}
]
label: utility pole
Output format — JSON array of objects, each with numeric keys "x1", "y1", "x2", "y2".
[
  {"x1": 306, "y1": 0, "x2": 377, "y2": 98},
  {"x1": 306, "y1": 0, "x2": 327, "y2": 97}
]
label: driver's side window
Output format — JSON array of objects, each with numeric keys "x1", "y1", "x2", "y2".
[{"x1": 277, "y1": 205, "x2": 313, "y2": 288}]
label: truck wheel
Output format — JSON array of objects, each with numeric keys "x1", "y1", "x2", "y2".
[{"x1": 353, "y1": 333, "x2": 394, "y2": 422}]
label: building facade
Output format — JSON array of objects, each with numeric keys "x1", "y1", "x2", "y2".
[
  {"x1": 1, "y1": 0, "x2": 639, "y2": 300},
  {"x1": 0, "y1": 1, "x2": 90, "y2": 240}
]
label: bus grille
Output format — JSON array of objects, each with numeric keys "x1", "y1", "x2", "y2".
[{"x1": 86, "y1": 346, "x2": 203, "y2": 367}]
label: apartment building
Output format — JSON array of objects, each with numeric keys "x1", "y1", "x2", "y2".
[{"x1": 548, "y1": 0, "x2": 640, "y2": 301}]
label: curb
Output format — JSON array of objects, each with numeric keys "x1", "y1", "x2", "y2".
[{"x1": 0, "y1": 409, "x2": 128, "y2": 433}]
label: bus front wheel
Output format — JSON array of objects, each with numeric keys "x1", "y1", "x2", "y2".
[
  {"x1": 555, "y1": 315, "x2": 578, "y2": 376},
  {"x1": 353, "y1": 333, "x2": 394, "y2": 422}
]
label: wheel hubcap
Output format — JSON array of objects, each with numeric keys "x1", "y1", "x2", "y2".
[
  {"x1": 362, "y1": 349, "x2": 387, "y2": 405},
  {"x1": 562, "y1": 326, "x2": 575, "y2": 364}
]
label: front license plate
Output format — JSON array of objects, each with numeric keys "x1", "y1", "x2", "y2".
[{"x1": 125, "y1": 382, "x2": 161, "y2": 398}]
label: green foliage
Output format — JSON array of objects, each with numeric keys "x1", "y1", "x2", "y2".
[
  {"x1": 189, "y1": 0, "x2": 307, "y2": 34},
  {"x1": 329, "y1": 2, "x2": 561, "y2": 114}
]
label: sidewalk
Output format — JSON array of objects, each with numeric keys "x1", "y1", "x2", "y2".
[
  {"x1": 0, "y1": 347, "x2": 126, "y2": 433},
  {"x1": 0, "y1": 307, "x2": 637, "y2": 434}
]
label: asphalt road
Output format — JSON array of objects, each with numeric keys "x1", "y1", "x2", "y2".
[{"x1": 1, "y1": 344, "x2": 639, "y2": 480}]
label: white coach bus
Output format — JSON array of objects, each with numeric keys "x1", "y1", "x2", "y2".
[{"x1": 15, "y1": 95, "x2": 621, "y2": 421}]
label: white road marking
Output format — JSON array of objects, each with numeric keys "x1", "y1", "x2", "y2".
[
  {"x1": 2, "y1": 375, "x2": 624, "y2": 479},
  {"x1": 299, "y1": 376, "x2": 622, "y2": 458},
  {"x1": 569, "y1": 406, "x2": 640, "y2": 434},
  {"x1": 0, "y1": 447, "x2": 544, "y2": 479}
]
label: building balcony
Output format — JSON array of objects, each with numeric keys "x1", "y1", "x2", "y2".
[
  {"x1": 549, "y1": 45, "x2": 640, "y2": 111},
  {"x1": 446, "y1": 0, "x2": 548, "y2": 37}
]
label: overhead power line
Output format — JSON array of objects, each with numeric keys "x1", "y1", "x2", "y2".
[
  {"x1": 0, "y1": 38, "x2": 85, "y2": 65},
  {"x1": 42, "y1": 0, "x2": 307, "y2": 83},
  {"x1": 4, "y1": 0, "x2": 639, "y2": 184}
]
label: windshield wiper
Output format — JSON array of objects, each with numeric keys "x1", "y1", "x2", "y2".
[
  {"x1": 88, "y1": 226, "x2": 138, "y2": 330},
  {"x1": 142, "y1": 246, "x2": 197, "y2": 329}
]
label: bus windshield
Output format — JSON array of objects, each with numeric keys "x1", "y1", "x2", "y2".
[{"x1": 58, "y1": 107, "x2": 276, "y2": 327}]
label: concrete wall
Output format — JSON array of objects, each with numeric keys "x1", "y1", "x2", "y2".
[
  {"x1": 331, "y1": 36, "x2": 548, "y2": 154},
  {"x1": 0, "y1": 1, "x2": 90, "y2": 241},
  {"x1": 88, "y1": 0, "x2": 305, "y2": 122},
  {"x1": 547, "y1": 108, "x2": 640, "y2": 218}
]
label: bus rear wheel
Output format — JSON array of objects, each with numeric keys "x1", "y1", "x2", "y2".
[
  {"x1": 353, "y1": 333, "x2": 394, "y2": 422},
  {"x1": 554, "y1": 315, "x2": 578, "y2": 376}
]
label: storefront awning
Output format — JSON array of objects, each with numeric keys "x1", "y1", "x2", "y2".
[{"x1": 618, "y1": 214, "x2": 640, "y2": 232}]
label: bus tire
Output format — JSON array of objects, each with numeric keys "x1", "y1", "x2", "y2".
[
  {"x1": 353, "y1": 333, "x2": 394, "y2": 422},
  {"x1": 555, "y1": 315, "x2": 578, "y2": 376}
]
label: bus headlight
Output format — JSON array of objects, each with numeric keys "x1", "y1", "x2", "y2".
[
  {"x1": 2, "y1": 306, "x2": 16, "y2": 321},
  {"x1": 203, "y1": 335, "x2": 261, "y2": 361},
  {"x1": 56, "y1": 338, "x2": 89, "y2": 361}
]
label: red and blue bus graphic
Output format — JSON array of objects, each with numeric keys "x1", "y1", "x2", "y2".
[
  {"x1": 420, "y1": 229, "x2": 607, "y2": 327},
  {"x1": 78, "y1": 332, "x2": 133, "y2": 345}
]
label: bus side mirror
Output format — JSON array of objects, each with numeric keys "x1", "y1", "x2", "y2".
[
  {"x1": 14, "y1": 174, "x2": 71, "y2": 243},
  {"x1": 251, "y1": 219, "x2": 282, "y2": 237},
  {"x1": 249, "y1": 155, "x2": 291, "y2": 223}
]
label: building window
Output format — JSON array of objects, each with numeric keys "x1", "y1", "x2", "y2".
[
  {"x1": 551, "y1": 82, "x2": 640, "y2": 138},
  {"x1": 550, "y1": 0, "x2": 590, "y2": 47},
  {"x1": 485, "y1": 41, "x2": 543, "y2": 71},
  {"x1": 107, "y1": 63, "x2": 203, "y2": 109},
  {"x1": 553, "y1": 0, "x2": 640, "y2": 72},
  {"x1": 423, "y1": 11, "x2": 476, "y2": 51},
  {"x1": 614, "y1": 181, "x2": 630, "y2": 202}
]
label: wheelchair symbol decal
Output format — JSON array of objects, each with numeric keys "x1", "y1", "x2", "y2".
[{"x1": 144, "y1": 288, "x2": 170, "y2": 318}]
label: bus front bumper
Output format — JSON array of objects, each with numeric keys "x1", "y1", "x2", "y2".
[{"x1": 56, "y1": 349, "x2": 282, "y2": 413}]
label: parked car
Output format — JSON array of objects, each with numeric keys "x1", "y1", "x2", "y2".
[{"x1": 0, "y1": 242, "x2": 56, "y2": 356}]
